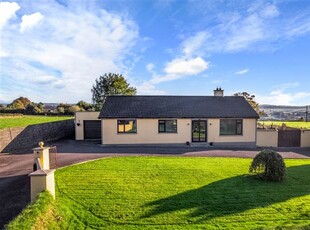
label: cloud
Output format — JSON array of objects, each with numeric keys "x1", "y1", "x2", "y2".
[
  {"x1": 0, "y1": 2, "x2": 20, "y2": 29},
  {"x1": 181, "y1": 31, "x2": 210, "y2": 56},
  {"x1": 256, "y1": 83, "x2": 309, "y2": 105},
  {"x1": 136, "y1": 82, "x2": 165, "y2": 95},
  {"x1": 150, "y1": 57, "x2": 209, "y2": 84},
  {"x1": 259, "y1": 4, "x2": 280, "y2": 18},
  {"x1": 146, "y1": 63, "x2": 155, "y2": 73},
  {"x1": 235, "y1": 69, "x2": 249, "y2": 75},
  {"x1": 136, "y1": 56, "x2": 209, "y2": 93},
  {"x1": 164, "y1": 57, "x2": 209, "y2": 75},
  {"x1": 257, "y1": 90, "x2": 310, "y2": 106},
  {"x1": 0, "y1": 51, "x2": 8, "y2": 57},
  {"x1": 20, "y1": 12, "x2": 44, "y2": 33},
  {"x1": 1, "y1": 1, "x2": 139, "y2": 102},
  {"x1": 179, "y1": 2, "x2": 310, "y2": 54},
  {"x1": 276, "y1": 82, "x2": 299, "y2": 91}
]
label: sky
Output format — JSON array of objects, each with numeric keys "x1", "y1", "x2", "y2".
[{"x1": 0, "y1": 0, "x2": 310, "y2": 105}]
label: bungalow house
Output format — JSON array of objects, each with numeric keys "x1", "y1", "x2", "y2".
[{"x1": 93, "y1": 88, "x2": 259, "y2": 146}]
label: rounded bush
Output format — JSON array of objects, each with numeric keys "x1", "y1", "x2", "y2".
[{"x1": 249, "y1": 149, "x2": 286, "y2": 182}]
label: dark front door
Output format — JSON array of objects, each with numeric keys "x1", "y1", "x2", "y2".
[{"x1": 192, "y1": 120, "x2": 207, "y2": 142}]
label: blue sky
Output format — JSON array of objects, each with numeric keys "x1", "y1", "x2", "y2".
[{"x1": 0, "y1": 0, "x2": 310, "y2": 105}]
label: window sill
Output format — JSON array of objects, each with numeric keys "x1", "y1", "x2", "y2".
[
  {"x1": 219, "y1": 134, "x2": 243, "y2": 136},
  {"x1": 117, "y1": 132, "x2": 137, "y2": 134},
  {"x1": 158, "y1": 132, "x2": 178, "y2": 134}
]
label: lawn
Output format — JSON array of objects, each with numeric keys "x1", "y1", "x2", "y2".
[
  {"x1": 39, "y1": 157, "x2": 310, "y2": 229},
  {"x1": 258, "y1": 121, "x2": 310, "y2": 129},
  {"x1": 8, "y1": 157, "x2": 310, "y2": 229},
  {"x1": 0, "y1": 116, "x2": 73, "y2": 129}
]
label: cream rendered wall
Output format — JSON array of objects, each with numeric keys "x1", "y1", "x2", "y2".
[
  {"x1": 102, "y1": 119, "x2": 191, "y2": 144},
  {"x1": 256, "y1": 129, "x2": 278, "y2": 147},
  {"x1": 75, "y1": 112, "x2": 100, "y2": 140},
  {"x1": 102, "y1": 118, "x2": 257, "y2": 145},
  {"x1": 301, "y1": 130, "x2": 310, "y2": 147},
  {"x1": 207, "y1": 118, "x2": 257, "y2": 143}
]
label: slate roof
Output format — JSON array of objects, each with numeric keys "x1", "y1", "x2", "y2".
[{"x1": 98, "y1": 95, "x2": 259, "y2": 119}]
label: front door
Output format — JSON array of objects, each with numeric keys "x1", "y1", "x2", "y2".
[{"x1": 192, "y1": 120, "x2": 207, "y2": 142}]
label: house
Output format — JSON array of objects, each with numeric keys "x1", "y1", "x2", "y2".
[{"x1": 94, "y1": 88, "x2": 259, "y2": 146}]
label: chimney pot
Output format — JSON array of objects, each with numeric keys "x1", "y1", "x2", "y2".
[{"x1": 214, "y1": 87, "x2": 224, "y2": 96}]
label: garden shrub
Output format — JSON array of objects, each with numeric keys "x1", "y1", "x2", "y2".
[{"x1": 249, "y1": 149, "x2": 286, "y2": 181}]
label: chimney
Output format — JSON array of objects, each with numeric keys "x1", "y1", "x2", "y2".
[{"x1": 213, "y1": 87, "x2": 224, "y2": 96}]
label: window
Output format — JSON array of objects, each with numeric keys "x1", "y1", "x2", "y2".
[
  {"x1": 220, "y1": 119, "x2": 243, "y2": 135},
  {"x1": 117, "y1": 120, "x2": 137, "y2": 133},
  {"x1": 158, "y1": 120, "x2": 177, "y2": 133}
]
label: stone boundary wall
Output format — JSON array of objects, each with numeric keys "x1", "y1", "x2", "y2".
[{"x1": 0, "y1": 119, "x2": 74, "y2": 153}]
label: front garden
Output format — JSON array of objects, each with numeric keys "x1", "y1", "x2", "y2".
[{"x1": 7, "y1": 157, "x2": 310, "y2": 229}]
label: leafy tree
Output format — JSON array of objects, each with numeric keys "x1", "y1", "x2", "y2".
[
  {"x1": 0, "y1": 104, "x2": 5, "y2": 110},
  {"x1": 57, "y1": 106, "x2": 65, "y2": 114},
  {"x1": 7, "y1": 97, "x2": 31, "y2": 109},
  {"x1": 68, "y1": 105, "x2": 82, "y2": 114},
  {"x1": 25, "y1": 103, "x2": 42, "y2": 114},
  {"x1": 234, "y1": 92, "x2": 265, "y2": 116},
  {"x1": 91, "y1": 73, "x2": 136, "y2": 110},
  {"x1": 37, "y1": 102, "x2": 45, "y2": 111},
  {"x1": 8, "y1": 99, "x2": 25, "y2": 109},
  {"x1": 76, "y1": 100, "x2": 93, "y2": 111}
]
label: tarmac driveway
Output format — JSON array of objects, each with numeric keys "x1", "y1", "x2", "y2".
[{"x1": 1, "y1": 139, "x2": 309, "y2": 228}]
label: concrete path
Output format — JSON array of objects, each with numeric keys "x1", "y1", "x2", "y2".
[{"x1": 0, "y1": 139, "x2": 309, "y2": 228}]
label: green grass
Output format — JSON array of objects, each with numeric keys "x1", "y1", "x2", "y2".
[
  {"x1": 0, "y1": 115, "x2": 73, "y2": 129},
  {"x1": 6, "y1": 191, "x2": 54, "y2": 230},
  {"x1": 48, "y1": 157, "x2": 310, "y2": 229},
  {"x1": 259, "y1": 121, "x2": 310, "y2": 129}
]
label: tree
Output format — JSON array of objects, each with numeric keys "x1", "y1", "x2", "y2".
[
  {"x1": 234, "y1": 92, "x2": 265, "y2": 116},
  {"x1": 25, "y1": 102, "x2": 42, "y2": 114},
  {"x1": 7, "y1": 97, "x2": 31, "y2": 109},
  {"x1": 37, "y1": 102, "x2": 45, "y2": 111},
  {"x1": 68, "y1": 105, "x2": 82, "y2": 114},
  {"x1": 57, "y1": 103, "x2": 71, "y2": 114},
  {"x1": 76, "y1": 100, "x2": 93, "y2": 111},
  {"x1": 57, "y1": 106, "x2": 65, "y2": 114},
  {"x1": 8, "y1": 99, "x2": 25, "y2": 109},
  {"x1": 91, "y1": 73, "x2": 136, "y2": 110}
]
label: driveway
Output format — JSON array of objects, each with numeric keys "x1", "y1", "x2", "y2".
[{"x1": 1, "y1": 139, "x2": 309, "y2": 228}]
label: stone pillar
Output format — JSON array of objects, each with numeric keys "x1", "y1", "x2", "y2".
[
  {"x1": 33, "y1": 146, "x2": 50, "y2": 170},
  {"x1": 29, "y1": 169, "x2": 55, "y2": 202},
  {"x1": 30, "y1": 142, "x2": 55, "y2": 202}
]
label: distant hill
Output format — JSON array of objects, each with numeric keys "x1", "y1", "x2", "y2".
[{"x1": 259, "y1": 104, "x2": 309, "y2": 121}]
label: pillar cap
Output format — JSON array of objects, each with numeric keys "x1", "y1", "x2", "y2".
[
  {"x1": 33, "y1": 147, "x2": 50, "y2": 151},
  {"x1": 29, "y1": 169, "x2": 55, "y2": 176}
]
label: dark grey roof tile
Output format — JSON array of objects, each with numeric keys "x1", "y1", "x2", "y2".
[{"x1": 99, "y1": 96, "x2": 259, "y2": 119}]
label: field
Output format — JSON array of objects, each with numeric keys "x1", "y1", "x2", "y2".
[
  {"x1": 258, "y1": 121, "x2": 310, "y2": 129},
  {"x1": 9, "y1": 157, "x2": 309, "y2": 229},
  {"x1": 0, "y1": 115, "x2": 73, "y2": 129}
]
